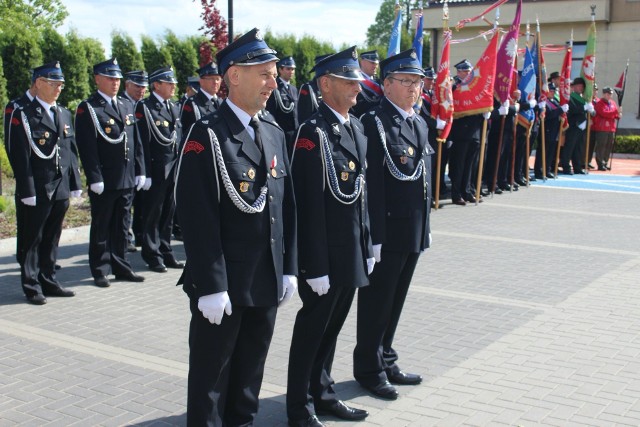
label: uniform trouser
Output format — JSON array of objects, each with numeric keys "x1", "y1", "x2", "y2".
[
  {"x1": 354, "y1": 250, "x2": 420, "y2": 386},
  {"x1": 287, "y1": 285, "x2": 356, "y2": 422},
  {"x1": 20, "y1": 198, "x2": 69, "y2": 298},
  {"x1": 515, "y1": 126, "x2": 535, "y2": 181},
  {"x1": 497, "y1": 128, "x2": 515, "y2": 187},
  {"x1": 15, "y1": 195, "x2": 25, "y2": 263},
  {"x1": 535, "y1": 128, "x2": 559, "y2": 176},
  {"x1": 131, "y1": 191, "x2": 145, "y2": 245},
  {"x1": 141, "y1": 176, "x2": 176, "y2": 267},
  {"x1": 562, "y1": 127, "x2": 585, "y2": 172},
  {"x1": 595, "y1": 131, "x2": 614, "y2": 166},
  {"x1": 448, "y1": 139, "x2": 479, "y2": 200},
  {"x1": 187, "y1": 299, "x2": 277, "y2": 427},
  {"x1": 88, "y1": 189, "x2": 134, "y2": 279}
]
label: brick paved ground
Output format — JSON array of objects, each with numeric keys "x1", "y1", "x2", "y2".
[{"x1": 1, "y1": 176, "x2": 640, "y2": 426}]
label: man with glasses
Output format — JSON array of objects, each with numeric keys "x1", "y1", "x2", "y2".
[
  {"x1": 135, "y1": 66, "x2": 184, "y2": 273},
  {"x1": 266, "y1": 56, "x2": 299, "y2": 154},
  {"x1": 287, "y1": 46, "x2": 373, "y2": 427},
  {"x1": 75, "y1": 58, "x2": 146, "y2": 288},
  {"x1": 8, "y1": 61, "x2": 82, "y2": 304},
  {"x1": 355, "y1": 49, "x2": 433, "y2": 401}
]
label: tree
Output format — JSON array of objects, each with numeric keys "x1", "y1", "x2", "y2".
[
  {"x1": 59, "y1": 30, "x2": 91, "y2": 107},
  {"x1": 40, "y1": 28, "x2": 65, "y2": 64},
  {"x1": 164, "y1": 31, "x2": 199, "y2": 96},
  {"x1": 0, "y1": 26, "x2": 43, "y2": 100},
  {"x1": 77, "y1": 37, "x2": 106, "y2": 99},
  {"x1": 195, "y1": 0, "x2": 228, "y2": 65},
  {"x1": 111, "y1": 31, "x2": 144, "y2": 73},
  {"x1": 293, "y1": 36, "x2": 334, "y2": 85},
  {"x1": 0, "y1": 0, "x2": 68, "y2": 31},
  {"x1": 140, "y1": 36, "x2": 173, "y2": 80},
  {"x1": 366, "y1": 0, "x2": 424, "y2": 55}
]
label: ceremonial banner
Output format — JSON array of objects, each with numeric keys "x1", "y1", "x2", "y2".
[
  {"x1": 455, "y1": 0, "x2": 510, "y2": 30},
  {"x1": 517, "y1": 45, "x2": 537, "y2": 127},
  {"x1": 494, "y1": 0, "x2": 522, "y2": 105},
  {"x1": 559, "y1": 44, "x2": 572, "y2": 106},
  {"x1": 532, "y1": 24, "x2": 549, "y2": 101},
  {"x1": 387, "y1": 2, "x2": 402, "y2": 58},
  {"x1": 452, "y1": 32, "x2": 499, "y2": 118},
  {"x1": 580, "y1": 20, "x2": 596, "y2": 102},
  {"x1": 432, "y1": 30, "x2": 453, "y2": 141},
  {"x1": 614, "y1": 61, "x2": 628, "y2": 105},
  {"x1": 412, "y1": 8, "x2": 424, "y2": 66}
]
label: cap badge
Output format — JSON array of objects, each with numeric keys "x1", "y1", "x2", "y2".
[
  {"x1": 113, "y1": 58, "x2": 118, "y2": 65},
  {"x1": 352, "y1": 50, "x2": 357, "y2": 60},
  {"x1": 255, "y1": 30, "x2": 263, "y2": 41},
  {"x1": 410, "y1": 51, "x2": 417, "y2": 59}
]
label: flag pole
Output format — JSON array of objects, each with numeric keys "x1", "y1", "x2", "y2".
[
  {"x1": 584, "y1": 5, "x2": 596, "y2": 174},
  {"x1": 607, "y1": 58, "x2": 628, "y2": 171},
  {"x1": 537, "y1": 18, "x2": 547, "y2": 181},
  {"x1": 434, "y1": 0, "x2": 449, "y2": 210},
  {"x1": 490, "y1": 7, "x2": 504, "y2": 197},
  {"x1": 555, "y1": 30, "x2": 572, "y2": 178}
]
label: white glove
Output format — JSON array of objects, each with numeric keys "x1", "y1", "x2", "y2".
[
  {"x1": 21, "y1": 196, "x2": 36, "y2": 206},
  {"x1": 198, "y1": 291, "x2": 232, "y2": 325},
  {"x1": 561, "y1": 104, "x2": 569, "y2": 113},
  {"x1": 280, "y1": 275, "x2": 298, "y2": 306},
  {"x1": 307, "y1": 275, "x2": 330, "y2": 296},
  {"x1": 578, "y1": 121, "x2": 587, "y2": 131},
  {"x1": 498, "y1": 106, "x2": 508, "y2": 116},
  {"x1": 135, "y1": 175, "x2": 146, "y2": 191},
  {"x1": 70, "y1": 190, "x2": 82, "y2": 198},
  {"x1": 372, "y1": 244, "x2": 382, "y2": 263},
  {"x1": 538, "y1": 101, "x2": 546, "y2": 111},
  {"x1": 142, "y1": 177, "x2": 152, "y2": 191},
  {"x1": 436, "y1": 116, "x2": 446, "y2": 130},
  {"x1": 367, "y1": 257, "x2": 375, "y2": 275},
  {"x1": 584, "y1": 103, "x2": 594, "y2": 113},
  {"x1": 429, "y1": 232, "x2": 433, "y2": 246},
  {"x1": 483, "y1": 112, "x2": 491, "y2": 120},
  {"x1": 90, "y1": 182, "x2": 104, "y2": 195},
  {"x1": 514, "y1": 103, "x2": 520, "y2": 113},
  {"x1": 528, "y1": 99, "x2": 537, "y2": 109}
]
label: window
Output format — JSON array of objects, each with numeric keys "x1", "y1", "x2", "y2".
[{"x1": 571, "y1": 42, "x2": 586, "y2": 80}]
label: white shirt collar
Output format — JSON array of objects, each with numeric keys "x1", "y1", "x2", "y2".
[
  {"x1": 199, "y1": 88, "x2": 216, "y2": 101},
  {"x1": 385, "y1": 97, "x2": 414, "y2": 120},
  {"x1": 325, "y1": 103, "x2": 349, "y2": 125},
  {"x1": 35, "y1": 96, "x2": 55, "y2": 112},
  {"x1": 153, "y1": 91, "x2": 168, "y2": 104},
  {"x1": 98, "y1": 90, "x2": 117, "y2": 105},
  {"x1": 26, "y1": 91, "x2": 35, "y2": 102}
]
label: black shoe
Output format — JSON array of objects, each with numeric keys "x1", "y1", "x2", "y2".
[
  {"x1": 515, "y1": 177, "x2": 527, "y2": 186},
  {"x1": 43, "y1": 286, "x2": 75, "y2": 297},
  {"x1": 149, "y1": 264, "x2": 168, "y2": 273},
  {"x1": 588, "y1": 163, "x2": 595, "y2": 170},
  {"x1": 452, "y1": 198, "x2": 466, "y2": 206},
  {"x1": 94, "y1": 276, "x2": 111, "y2": 288},
  {"x1": 362, "y1": 380, "x2": 399, "y2": 400},
  {"x1": 534, "y1": 173, "x2": 544, "y2": 180},
  {"x1": 577, "y1": 169, "x2": 587, "y2": 174},
  {"x1": 481, "y1": 189, "x2": 490, "y2": 197},
  {"x1": 127, "y1": 243, "x2": 138, "y2": 253},
  {"x1": 546, "y1": 173, "x2": 556, "y2": 179},
  {"x1": 315, "y1": 400, "x2": 368, "y2": 421},
  {"x1": 561, "y1": 168, "x2": 574, "y2": 175},
  {"x1": 26, "y1": 294, "x2": 47, "y2": 305},
  {"x1": 605, "y1": 165, "x2": 611, "y2": 170},
  {"x1": 173, "y1": 232, "x2": 183, "y2": 242},
  {"x1": 288, "y1": 415, "x2": 324, "y2": 427},
  {"x1": 164, "y1": 259, "x2": 185, "y2": 269},
  {"x1": 388, "y1": 370, "x2": 423, "y2": 385},
  {"x1": 493, "y1": 187, "x2": 503, "y2": 195},
  {"x1": 114, "y1": 271, "x2": 145, "y2": 282},
  {"x1": 55, "y1": 264, "x2": 61, "y2": 270}
]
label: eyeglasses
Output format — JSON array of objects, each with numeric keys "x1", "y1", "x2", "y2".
[
  {"x1": 41, "y1": 79, "x2": 65, "y2": 89},
  {"x1": 388, "y1": 76, "x2": 423, "y2": 88}
]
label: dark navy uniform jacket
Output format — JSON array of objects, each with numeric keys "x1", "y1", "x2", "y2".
[
  {"x1": 75, "y1": 93, "x2": 145, "y2": 190},
  {"x1": 291, "y1": 101, "x2": 373, "y2": 289},
  {"x1": 297, "y1": 80, "x2": 321, "y2": 124},
  {"x1": 266, "y1": 77, "x2": 299, "y2": 135},
  {"x1": 362, "y1": 97, "x2": 433, "y2": 253},
  {"x1": 175, "y1": 101, "x2": 297, "y2": 307},
  {"x1": 179, "y1": 89, "x2": 222, "y2": 140},
  {"x1": 135, "y1": 94, "x2": 182, "y2": 182},
  {"x1": 9, "y1": 100, "x2": 82, "y2": 200}
]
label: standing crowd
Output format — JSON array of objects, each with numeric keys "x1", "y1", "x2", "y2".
[{"x1": 2, "y1": 27, "x2": 621, "y2": 427}]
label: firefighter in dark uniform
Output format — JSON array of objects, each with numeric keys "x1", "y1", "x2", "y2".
[
  {"x1": 4, "y1": 77, "x2": 37, "y2": 264},
  {"x1": 355, "y1": 49, "x2": 432, "y2": 400},
  {"x1": 561, "y1": 76, "x2": 590, "y2": 175},
  {"x1": 297, "y1": 53, "x2": 331, "y2": 124},
  {"x1": 287, "y1": 46, "x2": 373, "y2": 427},
  {"x1": 534, "y1": 83, "x2": 563, "y2": 179},
  {"x1": 121, "y1": 70, "x2": 149, "y2": 251},
  {"x1": 75, "y1": 58, "x2": 146, "y2": 288},
  {"x1": 266, "y1": 56, "x2": 299, "y2": 154},
  {"x1": 135, "y1": 66, "x2": 184, "y2": 272},
  {"x1": 175, "y1": 28, "x2": 297, "y2": 426},
  {"x1": 180, "y1": 62, "x2": 223, "y2": 143},
  {"x1": 8, "y1": 61, "x2": 82, "y2": 304},
  {"x1": 351, "y1": 50, "x2": 382, "y2": 117}
]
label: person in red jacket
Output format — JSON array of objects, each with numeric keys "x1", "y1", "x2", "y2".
[{"x1": 592, "y1": 87, "x2": 622, "y2": 170}]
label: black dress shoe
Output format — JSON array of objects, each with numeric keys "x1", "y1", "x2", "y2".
[
  {"x1": 452, "y1": 198, "x2": 466, "y2": 206},
  {"x1": 149, "y1": 264, "x2": 168, "y2": 273},
  {"x1": 481, "y1": 189, "x2": 490, "y2": 197},
  {"x1": 115, "y1": 272, "x2": 145, "y2": 282},
  {"x1": 94, "y1": 276, "x2": 111, "y2": 288},
  {"x1": 55, "y1": 264, "x2": 61, "y2": 270},
  {"x1": 515, "y1": 177, "x2": 527, "y2": 186},
  {"x1": 577, "y1": 169, "x2": 587, "y2": 174},
  {"x1": 464, "y1": 195, "x2": 482, "y2": 204},
  {"x1": 534, "y1": 173, "x2": 544, "y2": 180},
  {"x1": 362, "y1": 380, "x2": 399, "y2": 400},
  {"x1": 546, "y1": 173, "x2": 556, "y2": 179},
  {"x1": 164, "y1": 259, "x2": 185, "y2": 269},
  {"x1": 43, "y1": 286, "x2": 75, "y2": 297},
  {"x1": 26, "y1": 294, "x2": 47, "y2": 305},
  {"x1": 315, "y1": 400, "x2": 368, "y2": 421},
  {"x1": 288, "y1": 415, "x2": 324, "y2": 427},
  {"x1": 588, "y1": 163, "x2": 595, "y2": 170},
  {"x1": 493, "y1": 187, "x2": 503, "y2": 195},
  {"x1": 127, "y1": 243, "x2": 138, "y2": 253},
  {"x1": 388, "y1": 370, "x2": 423, "y2": 385}
]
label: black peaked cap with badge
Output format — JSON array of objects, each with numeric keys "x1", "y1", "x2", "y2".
[
  {"x1": 149, "y1": 66, "x2": 178, "y2": 84},
  {"x1": 360, "y1": 50, "x2": 380, "y2": 63},
  {"x1": 94, "y1": 58, "x2": 123, "y2": 78},
  {"x1": 454, "y1": 59, "x2": 473, "y2": 71},
  {"x1": 313, "y1": 46, "x2": 364, "y2": 81},
  {"x1": 32, "y1": 61, "x2": 65, "y2": 81},
  {"x1": 215, "y1": 27, "x2": 278, "y2": 75},
  {"x1": 379, "y1": 48, "x2": 425, "y2": 80},
  {"x1": 197, "y1": 62, "x2": 220, "y2": 77},
  {"x1": 125, "y1": 70, "x2": 149, "y2": 87}
]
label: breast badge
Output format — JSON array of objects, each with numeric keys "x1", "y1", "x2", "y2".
[
  {"x1": 248, "y1": 168, "x2": 256, "y2": 180},
  {"x1": 239, "y1": 182, "x2": 249, "y2": 192},
  {"x1": 341, "y1": 172, "x2": 349, "y2": 181}
]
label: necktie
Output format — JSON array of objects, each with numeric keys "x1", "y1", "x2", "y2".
[
  {"x1": 406, "y1": 116, "x2": 416, "y2": 138},
  {"x1": 111, "y1": 99, "x2": 119, "y2": 116},
  {"x1": 165, "y1": 100, "x2": 174, "y2": 122},
  {"x1": 50, "y1": 106, "x2": 59, "y2": 129},
  {"x1": 343, "y1": 120, "x2": 355, "y2": 141},
  {"x1": 249, "y1": 116, "x2": 263, "y2": 150}
]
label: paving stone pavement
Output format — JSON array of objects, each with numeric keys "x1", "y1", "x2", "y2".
[{"x1": 1, "y1": 184, "x2": 640, "y2": 426}]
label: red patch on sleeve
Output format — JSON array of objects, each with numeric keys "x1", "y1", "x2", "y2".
[
  {"x1": 5, "y1": 107, "x2": 13, "y2": 115},
  {"x1": 300, "y1": 88, "x2": 309, "y2": 96},
  {"x1": 183, "y1": 104, "x2": 193, "y2": 112},
  {"x1": 11, "y1": 117, "x2": 20, "y2": 126},
  {"x1": 135, "y1": 112, "x2": 143, "y2": 119},
  {"x1": 184, "y1": 140, "x2": 205, "y2": 154},
  {"x1": 295, "y1": 138, "x2": 316, "y2": 151},
  {"x1": 76, "y1": 107, "x2": 85, "y2": 115}
]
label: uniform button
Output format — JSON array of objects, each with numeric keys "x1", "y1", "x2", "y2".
[
  {"x1": 269, "y1": 195, "x2": 274, "y2": 202},
  {"x1": 270, "y1": 238, "x2": 275, "y2": 244},
  {"x1": 271, "y1": 217, "x2": 275, "y2": 224}
]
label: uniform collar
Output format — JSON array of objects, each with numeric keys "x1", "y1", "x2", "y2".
[
  {"x1": 98, "y1": 90, "x2": 117, "y2": 105},
  {"x1": 324, "y1": 103, "x2": 349, "y2": 125},
  {"x1": 35, "y1": 96, "x2": 55, "y2": 111},
  {"x1": 226, "y1": 98, "x2": 252, "y2": 130},
  {"x1": 385, "y1": 96, "x2": 413, "y2": 120}
]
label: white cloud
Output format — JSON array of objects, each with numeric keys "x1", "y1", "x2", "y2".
[{"x1": 59, "y1": 0, "x2": 377, "y2": 55}]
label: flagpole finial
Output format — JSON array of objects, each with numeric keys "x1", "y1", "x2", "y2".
[
  {"x1": 443, "y1": 0, "x2": 449, "y2": 29},
  {"x1": 590, "y1": 4, "x2": 596, "y2": 20}
]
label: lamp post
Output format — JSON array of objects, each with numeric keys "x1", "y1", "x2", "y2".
[{"x1": 228, "y1": 0, "x2": 234, "y2": 45}]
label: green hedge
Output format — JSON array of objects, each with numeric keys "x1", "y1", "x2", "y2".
[{"x1": 615, "y1": 135, "x2": 640, "y2": 155}]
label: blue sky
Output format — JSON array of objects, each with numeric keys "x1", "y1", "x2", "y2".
[{"x1": 59, "y1": 0, "x2": 378, "y2": 55}]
